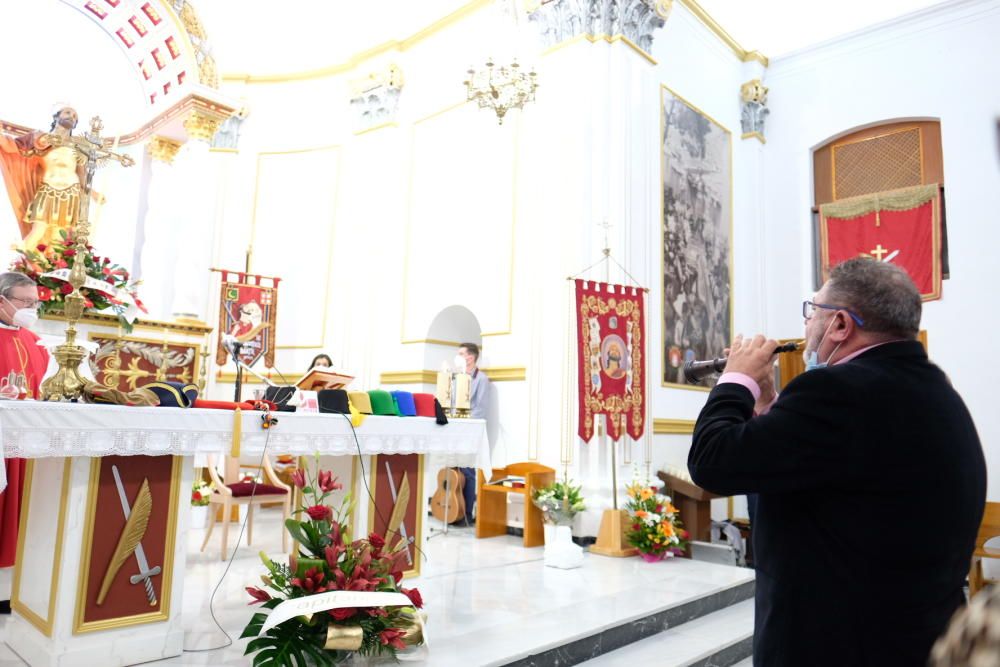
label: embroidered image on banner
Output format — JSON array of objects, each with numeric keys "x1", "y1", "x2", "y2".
[
  {"x1": 575, "y1": 280, "x2": 646, "y2": 443},
  {"x1": 819, "y1": 184, "x2": 942, "y2": 301},
  {"x1": 215, "y1": 271, "x2": 280, "y2": 368}
]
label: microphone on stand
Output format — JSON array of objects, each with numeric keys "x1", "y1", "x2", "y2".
[
  {"x1": 222, "y1": 334, "x2": 246, "y2": 402},
  {"x1": 683, "y1": 342, "x2": 800, "y2": 385}
]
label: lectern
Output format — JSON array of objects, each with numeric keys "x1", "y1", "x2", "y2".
[{"x1": 657, "y1": 470, "x2": 724, "y2": 555}]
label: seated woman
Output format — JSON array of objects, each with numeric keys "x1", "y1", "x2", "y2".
[{"x1": 309, "y1": 353, "x2": 333, "y2": 369}]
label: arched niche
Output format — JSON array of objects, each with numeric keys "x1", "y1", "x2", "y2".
[{"x1": 423, "y1": 305, "x2": 482, "y2": 370}]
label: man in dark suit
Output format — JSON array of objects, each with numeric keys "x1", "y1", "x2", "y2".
[{"x1": 688, "y1": 257, "x2": 985, "y2": 667}]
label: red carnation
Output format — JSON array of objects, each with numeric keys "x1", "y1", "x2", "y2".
[
  {"x1": 402, "y1": 587, "x2": 423, "y2": 609},
  {"x1": 63, "y1": 249, "x2": 76, "y2": 257},
  {"x1": 379, "y1": 628, "x2": 407, "y2": 650},
  {"x1": 368, "y1": 533, "x2": 385, "y2": 550},
  {"x1": 290, "y1": 469, "x2": 306, "y2": 489},
  {"x1": 35, "y1": 244, "x2": 47, "y2": 252},
  {"x1": 60, "y1": 283, "x2": 73, "y2": 295},
  {"x1": 245, "y1": 586, "x2": 271, "y2": 605},
  {"x1": 329, "y1": 607, "x2": 357, "y2": 621},
  {"x1": 103, "y1": 257, "x2": 111, "y2": 264},
  {"x1": 305, "y1": 504, "x2": 332, "y2": 521},
  {"x1": 36, "y1": 286, "x2": 52, "y2": 301}
]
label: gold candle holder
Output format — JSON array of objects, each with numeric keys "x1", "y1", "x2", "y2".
[{"x1": 40, "y1": 219, "x2": 94, "y2": 401}]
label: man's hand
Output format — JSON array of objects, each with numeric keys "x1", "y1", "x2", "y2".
[{"x1": 724, "y1": 334, "x2": 779, "y2": 391}]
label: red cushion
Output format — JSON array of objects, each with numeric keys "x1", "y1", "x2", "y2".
[
  {"x1": 226, "y1": 481, "x2": 288, "y2": 497},
  {"x1": 413, "y1": 393, "x2": 436, "y2": 418}
]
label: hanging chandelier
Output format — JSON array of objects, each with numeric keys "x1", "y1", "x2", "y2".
[{"x1": 463, "y1": 58, "x2": 538, "y2": 125}]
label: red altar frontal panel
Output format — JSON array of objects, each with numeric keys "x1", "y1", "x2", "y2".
[
  {"x1": 367, "y1": 454, "x2": 422, "y2": 578},
  {"x1": 76, "y1": 455, "x2": 180, "y2": 632}
]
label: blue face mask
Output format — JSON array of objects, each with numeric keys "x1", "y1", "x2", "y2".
[{"x1": 804, "y1": 316, "x2": 842, "y2": 372}]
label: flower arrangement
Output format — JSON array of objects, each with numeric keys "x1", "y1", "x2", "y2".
[
  {"x1": 624, "y1": 481, "x2": 688, "y2": 561},
  {"x1": 10, "y1": 230, "x2": 145, "y2": 331},
  {"x1": 191, "y1": 480, "x2": 212, "y2": 507},
  {"x1": 242, "y1": 462, "x2": 425, "y2": 665},
  {"x1": 531, "y1": 476, "x2": 585, "y2": 525}
]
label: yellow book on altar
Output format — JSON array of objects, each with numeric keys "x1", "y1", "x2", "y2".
[{"x1": 295, "y1": 367, "x2": 354, "y2": 391}]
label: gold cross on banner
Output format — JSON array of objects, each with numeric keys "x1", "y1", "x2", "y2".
[{"x1": 869, "y1": 243, "x2": 889, "y2": 260}]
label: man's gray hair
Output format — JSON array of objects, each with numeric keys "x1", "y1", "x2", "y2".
[
  {"x1": 0, "y1": 272, "x2": 37, "y2": 298},
  {"x1": 826, "y1": 258, "x2": 921, "y2": 339}
]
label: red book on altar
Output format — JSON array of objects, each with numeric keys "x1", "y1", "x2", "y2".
[{"x1": 295, "y1": 367, "x2": 354, "y2": 391}]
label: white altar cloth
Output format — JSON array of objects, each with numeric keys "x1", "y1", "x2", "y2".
[{"x1": 0, "y1": 402, "x2": 489, "y2": 469}]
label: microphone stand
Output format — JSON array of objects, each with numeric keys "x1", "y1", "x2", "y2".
[{"x1": 229, "y1": 340, "x2": 245, "y2": 402}]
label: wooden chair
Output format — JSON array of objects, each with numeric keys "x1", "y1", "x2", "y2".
[
  {"x1": 969, "y1": 502, "x2": 1000, "y2": 597},
  {"x1": 476, "y1": 462, "x2": 555, "y2": 548},
  {"x1": 200, "y1": 454, "x2": 291, "y2": 560}
]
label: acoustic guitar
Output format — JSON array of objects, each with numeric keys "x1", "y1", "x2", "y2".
[{"x1": 430, "y1": 468, "x2": 466, "y2": 524}]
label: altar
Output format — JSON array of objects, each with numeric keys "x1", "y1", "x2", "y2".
[{"x1": 1, "y1": 401, "x2": 487, "y2": 667}]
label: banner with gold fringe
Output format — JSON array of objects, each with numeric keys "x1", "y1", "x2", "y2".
[{"x1": 575, "y1": 279, "x2": 646, "y2": 442}]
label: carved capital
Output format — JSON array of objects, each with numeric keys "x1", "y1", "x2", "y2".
[
  {"x1": 529, "y1": 0, "x2": 667, "y2": 54},
  {"x1": 183, "y1": 110, "x2": 223, "y2": 143},
  {"x1": 740, "y1": 79, "x2": 768, "y2": 105},
  {"x1": 148, "y1": 136, "x2": 183, "y2": 164}
]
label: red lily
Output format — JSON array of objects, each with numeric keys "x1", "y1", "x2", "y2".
[
  {"x1": 290, "y1": 566, "x2": 327, "y2": 594},
  {"x1": 317, "y1": 470, "x2": 342, "y2": 493},
  {"x1": 290, "y1": 469, "x2": 306, "y2": 489},
  {"x1": 402, "y1": 587, "x2": 423, "y2": 609},
  {"x1": 379, "y1": 628, "x2": 407, "y2": 650},
  {"x1": 245, "y1": 587, "x2": 271, "y2": 605}
]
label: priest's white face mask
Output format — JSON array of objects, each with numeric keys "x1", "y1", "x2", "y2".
[{"x1": 1, "y1": 295, "x2": 39, "y2": 329}]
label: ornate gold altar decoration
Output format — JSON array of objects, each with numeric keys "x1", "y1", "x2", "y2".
[
  {"x1": 41, "y1": 116, "x2": 134, "y2": 402},
  {"x1": 464, "y1": 58, "x2": 538, "y2": 124},
  {"x1": 148, "y1": 136, "x2": 183, "y2": 164},
  {"x1": 97, "y1": 478, "x2": 152, "y2": 606},
  {"x1": 88, "y1": 334, "x2": 198, "y2": 392}
]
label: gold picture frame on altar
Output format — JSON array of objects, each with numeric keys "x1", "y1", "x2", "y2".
[
  {"x1": 367, "y1": 454, "x2": 424, "y2": 579},
  {"x1": 73, "y1": 456, "x2": 182, "y2": 634},
  {"x1": 660, "y1": 84, "x2": 734, "y2": 390}
]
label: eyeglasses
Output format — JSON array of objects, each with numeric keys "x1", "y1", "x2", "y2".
[
  {"x1": 5, "y1": 296, "x2": 40, "y2": 309},
  {"x1": 802, "y1": 300, "x2": 864, "y2": 327}
]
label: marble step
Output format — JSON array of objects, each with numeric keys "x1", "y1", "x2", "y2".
[
  {"x1": 498, "y1": 574, "x2": 755, "y2": 667},
  {"x1": 576, "y1": 598, "x2": 755, "y2": 667}
]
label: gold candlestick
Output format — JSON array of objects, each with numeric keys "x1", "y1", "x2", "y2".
[{"x1": 41, "y1": 116, "x2": 133, "y2": 401}]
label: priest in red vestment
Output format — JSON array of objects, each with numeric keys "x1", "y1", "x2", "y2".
[{"x1": 0, "y1": 272, "x2": 49, "y2": 611}]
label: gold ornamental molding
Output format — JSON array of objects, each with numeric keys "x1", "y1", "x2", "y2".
[
  {"x1": 379, "y1": 370, "x2": 438, "y2": 385},
  {"x1": 222, "y1": 0, "x2": 493, "y2": 84},
  {"x1": 653, "y1": 418, "x2": 696, "y2": 434},
  {"x1": 677, "y1": 0, "x2": 769, "y2": 66},
  {"x1": 183, "y1": 110, "x2": 224, "y2": 143},
  {"x1": 483, "y1": 366, "x2": 526, "y2": 382},
  {"x1": 741, "y1": 131, "x2": 766, "y2": 144},
  {"x1": 542, "y1": 33, "x2": 658, "y2": 65},
  {"x1": 740, "y1": 78, "x2": 768, "y2": 104},
  {"x1": 379, "y1": 367, "x2": 527, "y2": 385},
  {"x1": 41, "y1": 311, "x2": 212, "y2": 336},
  {"x1": 148, "y1": 136, "x2": 184, "y2": 164}
]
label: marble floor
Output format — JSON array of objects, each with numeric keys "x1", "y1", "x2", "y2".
[{"x1": 0, "y1": 508, "x2": 754, "y2": 666}]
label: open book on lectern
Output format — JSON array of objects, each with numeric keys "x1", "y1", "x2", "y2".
[{"x1": 295, "y1": 367, "x2": 355, "y2": 391}]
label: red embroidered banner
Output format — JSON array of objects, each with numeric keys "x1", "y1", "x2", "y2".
[
  {"x1": 215, "y1": 272, "x2": 280, "y2": 368},
  {"x1": 819, "y1": 185, "x2": 942, "y2": 300},
  {"x1": 575, "y1": 280, "x2": 646, "y2": 443}
]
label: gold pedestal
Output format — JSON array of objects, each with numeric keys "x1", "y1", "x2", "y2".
[
  {"x1": 40, "y1": 291, "x2": 93, "y2": 402},
  {"x1": 589, "y1": 508, "x2": 638, "y2": 558}
]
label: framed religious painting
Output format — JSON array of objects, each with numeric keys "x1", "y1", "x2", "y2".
[{"x1": 660, "y1": 85, "x2": 733, "y2": 389}]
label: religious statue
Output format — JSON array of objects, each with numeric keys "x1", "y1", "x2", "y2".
[{"x1": 0, "y1": 107, "x2": 123, "y2": 250}]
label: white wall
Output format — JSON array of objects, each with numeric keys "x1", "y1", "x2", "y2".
[{"x1": 761, "y1": 0, "x2": 1000, "y2": 498}]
